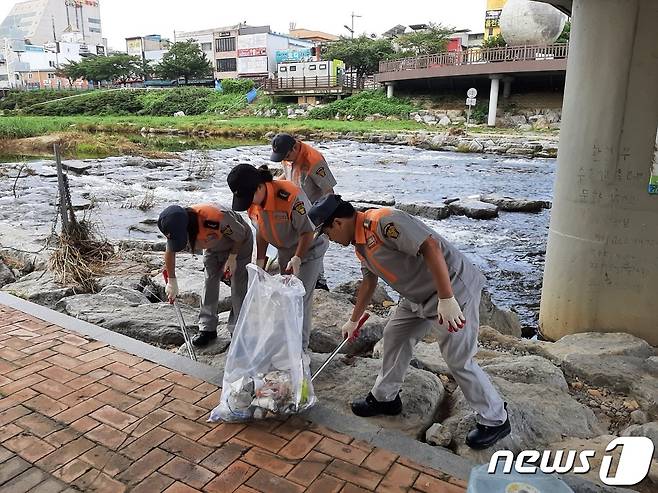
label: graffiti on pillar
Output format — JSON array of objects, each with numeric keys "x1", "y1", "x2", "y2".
[{"x1": 649, "y1": 130, "x2": 658, "y2": 195}]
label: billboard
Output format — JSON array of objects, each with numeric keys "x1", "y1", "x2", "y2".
[
  {"x1": 237, "y1": 55, "x2": 268, "y2": 74},
  {"x1": 238, "y1": 47, "x2": 267, "y2": 57},
  {"x1": 238, "y1": 33, "x2": 267, "y2": 50},
  {"x1": 275, "y1": 48, "x2": 312, "y2": 63},
  {"x1": 126, "y1": 39, "x2": 143, "y2": 56}
]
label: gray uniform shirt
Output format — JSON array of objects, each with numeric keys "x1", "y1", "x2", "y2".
[{"x1": 354, "y1": 209, "x2": 486, "y2": 304}]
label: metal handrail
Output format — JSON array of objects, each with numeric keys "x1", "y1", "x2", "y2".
[
  {"x1": 378, "y1": 43, "x2": 569, "y2": 73},
  {"x1": 263, "y1": 75, "x2": 364, "y2": 90}
]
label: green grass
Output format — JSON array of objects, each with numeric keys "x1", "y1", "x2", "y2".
[{"x1": 0, "y1": 115, "x2": 427, "y2": 139}]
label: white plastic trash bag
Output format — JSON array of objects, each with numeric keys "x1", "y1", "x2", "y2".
[{"x1": 209, "y1": 264, "x2": 316, "y2": 422}]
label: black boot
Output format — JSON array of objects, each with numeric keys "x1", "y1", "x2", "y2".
[
  {"x1": 351, "y1": 392, "x2": 402, "y2": 417},
  {"x1": 465, "y1": 403, "x2": 511, "y2": 449},
  {"x1": 315, "y1": 278, "x2": 329, "y2": 291},
  {"x1": 192, "y1": 331, "x2": 217, "y2": 347}
]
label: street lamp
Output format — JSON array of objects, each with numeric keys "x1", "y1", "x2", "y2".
[{"x1": 344, "y1": 12, "x2": 361, "y2": 39}]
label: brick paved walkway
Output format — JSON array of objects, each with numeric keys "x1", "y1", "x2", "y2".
[{"x1": 0, "y1": 303, "x2": 467, "y2": 493}]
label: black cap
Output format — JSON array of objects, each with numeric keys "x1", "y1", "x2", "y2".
[
  {"x1": 309, "y1": 194, "x2": 343, "y2": 236},
  {"x1": 270, "y1": 133, "x2": 296, "y2": 162},
  {"x1": 157, "y1": 205, "x2": 189, "y2": 252},
  {"x1": 227, "y1": 164, "x2": 260, "y2": 211}
]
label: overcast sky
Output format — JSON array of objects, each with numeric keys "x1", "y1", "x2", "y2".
[{"x1": 0, "y1": 0, "x2": 488, "y2": 50}]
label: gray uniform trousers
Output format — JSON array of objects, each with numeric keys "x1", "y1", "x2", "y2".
[
  {"x1": 198, "y1": 231, "x2": 253, "y2": 335},
  {"x1": 278, "y1": 247, "x2": 324, "y2": 351},
  {"x1": 371, "y1": 290, "x2": 507, "y2": 427}
]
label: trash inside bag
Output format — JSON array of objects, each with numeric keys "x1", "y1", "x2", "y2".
[{"x1": 209, "y1": 264, "x2": 316, "y2": 422}]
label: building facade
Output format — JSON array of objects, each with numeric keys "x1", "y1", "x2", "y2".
[
  {"x1": 1, "y1": 37, "x2": 90, "y2": 89},
  {"x1": 126, "y1": 34, "x2": 170, "y2": 64},
  {"x1": 0, "y1": 0, "x2": 104, "y2": 48}
]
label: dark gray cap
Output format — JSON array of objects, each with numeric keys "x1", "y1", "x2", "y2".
[
  {"x1": 157, "y1": 205, "x2": 188, "y2": 252},
  {"x1": 309, "y1": 194, "x2": 344, "y2": 235},
  {"x1": 270, "y1": 133, "x2": 296, "y2": 162}
]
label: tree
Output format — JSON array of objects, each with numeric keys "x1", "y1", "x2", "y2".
[
  {"x1": 156, "y1": 40, "x2": 213, "y2": 84},
  {"x1": 70, "y1": 54, "x2": 140, "y2": 85},
  {"x1": 481, "y1": 33, "x2": 507, "y2": 48},
  {"x1": 55, "y1": 61, "x2": 83, "y2": 86},
  {"x1": 324, "y1": 36, "x2": 396, "y2": 78},
  {"x1": 136, "y1": 58, "x2": 154, "y2": 81},
  {"x1": 394, "y1": 23, "x2": 454, "y2": 56}
]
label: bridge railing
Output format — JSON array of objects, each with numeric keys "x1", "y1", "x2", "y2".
[
  {"x1": 262, "y1": 75, "x2": 364, "y2": 91},
  {"x1": 378, "y1": 43, "x2": 569, "y2": 73}
]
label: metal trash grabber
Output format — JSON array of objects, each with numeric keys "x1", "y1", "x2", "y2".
[
  {"x1": 312, "y1": 313, "x2": 370, "y2": 382},
  {"x1": 163, "y1": 270, "x2": 197, "y2": 361}
]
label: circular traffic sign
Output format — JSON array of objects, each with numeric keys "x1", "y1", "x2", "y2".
[{"x1": 467, "y1": 88, "x2": 477, "y2": 98}]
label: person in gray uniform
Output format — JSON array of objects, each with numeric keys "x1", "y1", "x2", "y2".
[
  {"x1": 308, "y1": 194, "x2": 510, "y2": 449},
  {"x1": 157, "y1": 203, "x2": 253, "y2": 347},
  {"x1": 270, "y1": 133, "x2": 337, "y2": 291},
  {"x1": 227, "y1": 163, "x2": 328, "y2": 351}
]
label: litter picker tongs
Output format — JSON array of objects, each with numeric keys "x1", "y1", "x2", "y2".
[
  {"x1": 163, "y1": 270, "x2": 197, "y2": 361},
  {"x1": 311, "y1": 313, "x2": 370, "y2": 382}
]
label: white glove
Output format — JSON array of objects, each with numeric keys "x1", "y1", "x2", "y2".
[
  {"x1": 256, "y1": 258, "x2": 266, "y2": 269},
  {"x1": 341, "y1": 319, "x2": 359, "y2": 340},
  {"x1": 223, "y1": 253, "x2": 237, "y2": 278},
  {"x1": 437, "y1": 296, "x2": 465, "y2": 332},
  {"x1": 165, "y1": 277, "x2": 179, "y2": 302},
  {"x1": 286, "y1": 256, "x2": 302, "y2": 277}
]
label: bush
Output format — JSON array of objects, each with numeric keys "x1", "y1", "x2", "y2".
[
  {"x1": 206, "y1": 93, "x2": 248, "y2": 114},
  {"x1": 220, "y1": 78, "x2": 254, "y2": 94},
  {"x1": 25, "y1": 90, "x2": 144, "y2": 116},
  {"x1": 0, "y1": 89, "x2": 84, "y2": 110},
  {"x1": 137, "y1": 88, "x2": 213, "y2": 115},
  {"x1": 470, "y1": 101, "x2": 488, "y2": 124},
  {"x1": 307, "y1": 90, "x2": 416, "y2": 120}
]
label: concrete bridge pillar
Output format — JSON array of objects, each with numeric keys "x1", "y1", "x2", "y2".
[
  {"x1": 487, "y1": 75, "x2": 502, "y2": 126},
  {"x1": 539, "y1": 0, "x2": 658, "y2": 345},
  {"x1": 386, "y1": 83, "x2": 395, "y2": 99}
]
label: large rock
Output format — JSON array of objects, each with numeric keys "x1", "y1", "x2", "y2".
[
  {"x1": 97, "y1": 271, "x2": 152, "y2": 292},
  {"x1": 309, "y1": 290, "x2": 387, "y2": 354},
  {"x1": 176, "y1": 313, "x2": 232, "y2": 364},
  {"x1": 2, "y1": 270, "x2": 78, "y2": 308},
  {"x1": 441, "y1": 377, "x2": 603, "y2": 463},
  {"x1": 545, "y1": 435, "x2": 622, "y2": 487},
  {"x1": 447, "y1": 198, "x2": 499, "y2": 219},
  {"x1": 479, "y1": 290, "x2": 522, "y2": 337},
  {"x1": 480, "y1": 194, "x2": 550, "y2": 213},
  {"x1": 333, "y1": 280, "x2": 393, "y2": 306},
  {"x1": 405, "y1": 343, "x2": 567, "y2": 391},
  {"x1": 0, "y1": 259, "x2": 16, "y2": 287},
  {"x1": 621, "y1": 422, "x2": 658, "y2": 459},
  {"x1": 98, "y1": 285, "x2": 150, "y2": 305},
  {"x1": 147, "y1": 253, "x2": 232, "y2": 311},
  {"x1": 480, "y1": 355, "x2": 568, "y2": 391},
  {"x1": 343, "y1": 194, "x2": 395, "y2": 206},
  {"x1": 560, "y1": 354, "x2": 658, "y2": 416},
  {"x1": 310, "y1": 353, "x2": 444, "y2": 437},
  {"x1": 56, "y1": 293, "x2": 199, "y2": 346},
  {"x1": 396, "y1": 203, "x2": 451, "y2": 221},
  {"x1": 542, "y1": 332, "x2": 655, "y2": 363}
]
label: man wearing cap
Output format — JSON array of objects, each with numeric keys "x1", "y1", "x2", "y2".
[
  {"x1": 308, "y1": 195, "x2": 511, "y2": 450},
  {"x1": 157, "y1": 203, "x2": 253, "y2": 347},
  {"x1": 227, "y1": 163, "x2": 328, "y2": 350},
  {"x1": 270, "y1": 133, "x2": 336, "y2": 290}
]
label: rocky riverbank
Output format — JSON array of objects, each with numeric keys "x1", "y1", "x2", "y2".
[{"x1": 1, "y1": 244, "x2": 656, "y2": 492}]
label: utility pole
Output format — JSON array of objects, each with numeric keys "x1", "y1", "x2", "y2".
[{"x1": 350, "y1": 12, "x2": 361, "y2": 38}]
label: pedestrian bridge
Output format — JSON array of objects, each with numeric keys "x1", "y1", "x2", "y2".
[{"x1": 375, "y1": 43, "x2": 568, "y2": 84}]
